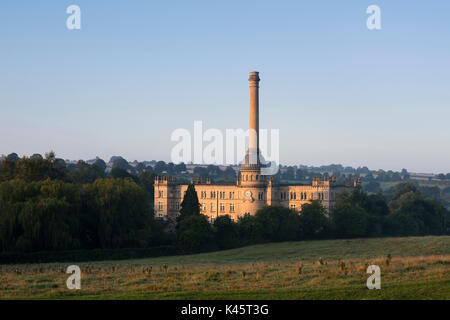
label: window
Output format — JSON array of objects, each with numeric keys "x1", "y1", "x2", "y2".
[
  {"x1": 210, "y1": 203, "x2": 216, "y2": 212},
  {"x1": 220, "y1": 191, "x2": 225, "y2": 199},
  {"x1": 158, "y1": 191, "x2": 163, "y2": 198},
  {"x1": 290, "y1": 204, "x2": 296, "y2": 210},
  {"x1": 175, "y1": 202, "x2": 180, "y2": 210},
  {"x1": 230, "y1": 203, "x2": 235, "y2": 212},
  {"x1": 258, "y1": 192, "x2": 264, "y2": 200},
  {"x1": 229, "y1": 192, "x2": 234, "y2": 199},
  {"x1": 158, "y1": 202, "x2": 163, "y2": 211},
  {"x1": 201, "y1": 203, "x2": 206, "y2": 211},
  {"x1": 220, "y1": 203, "x2": 225, "y2": 212},
  {"x1": 211, "y1": 191, "x2": 216, "y2": 199}
]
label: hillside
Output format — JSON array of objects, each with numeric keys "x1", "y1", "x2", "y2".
[{"x1": 1, "y1": 236, "x2": 449, "y2": 299}]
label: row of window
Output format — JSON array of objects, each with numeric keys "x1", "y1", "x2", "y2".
[
  {"x1": 243, "y1": 174, "x2": 262, "y2": 181},
  {"x1": 157, "y1": 201, "x2": 180, "y2": 211},
  {"x1": 201, "y1": 202, "x2": 235, "y2": 213},
  {"x1": 200, "y1": 191, "x2": 235, "y2": 200},
  {"x1": 158, "y1": 189, "x2": 331, "y2": 201},
  {"x1": 283, "y1": 192, "x2": 329, "y2": 200}
]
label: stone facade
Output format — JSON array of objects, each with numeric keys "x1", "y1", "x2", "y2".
[{"x1": 154, "y1": 176, "x2": 351, "y2": 222}]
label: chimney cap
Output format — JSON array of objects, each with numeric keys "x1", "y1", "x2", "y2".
[{"x1": 249, "y1": 71, "x2": 260, "y2": 82}]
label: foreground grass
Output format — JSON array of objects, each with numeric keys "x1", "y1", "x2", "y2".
[{"x1": 1, "y1": 236, "x2": 449, "y2": 299}]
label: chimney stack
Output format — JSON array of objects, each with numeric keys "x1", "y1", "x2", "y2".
[{"x1": 248, "y1": 71, "x2": 260, "y2": 165}]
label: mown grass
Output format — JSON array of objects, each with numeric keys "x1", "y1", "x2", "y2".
[{"x1": 1, "y1": 236, "x2": 449, "y2": 300}]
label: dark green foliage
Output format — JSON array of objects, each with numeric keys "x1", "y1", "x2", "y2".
[
  {"x1": 364, "y1": 181, "x2": 381, "y2": 193},
  {"x1": 236, "y1": 214, "x2": 263, "y2": 244},
  {"x1": 0, "y1": 245, "x2": 183, "y2": 264},
  {"x1": 0, "y1": 178, "x2": 157, "y2": 253},
  {"x1": 178, "y1": 183, "x2": 200, "y2": 222},
  {"x1": 298, "y1": 200, "x2": 329, "y2": 239},
  {"x1": 213, "y1": 215, "x2": 239, "y2": 249},
  {"x1": 253, "y1": 206, "x2": 300, "y2": 242},
  {"x1": 82, "y1": 178, "x2": 154, "y2": 249},
  {"x1": 386, "y1": 190, "x2": 447, "y2": 236},
  {"x1": 138, "y1": 171, "x2": 156, "y2": 197},
  {"x1": 0, "y1": 153, "x2": 68, "y2": 183},
  {"x1": 110, "y1": 167, "x2": 140, "y2": 184},
  {"x1": 176, "y1": 214, "x2": 215, "y2": 251},
  {"x1": 112, "y1": 157, "x2": 132, "y2": 171},
  {"x1": 92, "y1": 158, "x2": 107, "y2": 172},
  {"x1": 1, "y1": 151, "x2": 448, "y2": 258},
  {"x1": 68, "y1": 160, "x2": 105, "y2": 184},
  {"x1": 0, "y1": 179, "x2": 82, "y2": 252},
  {"x1": 330, "y1": 191, "x2": 368, "y2": 238}
]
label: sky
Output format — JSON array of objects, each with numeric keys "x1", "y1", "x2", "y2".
[{"x1": 1, "y1": 1, "x2": 449, "y2": 173}]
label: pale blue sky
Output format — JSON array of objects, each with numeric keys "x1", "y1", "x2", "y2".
[{"x1": 1, "y1": 1, "x2": 449, "y2": 173}]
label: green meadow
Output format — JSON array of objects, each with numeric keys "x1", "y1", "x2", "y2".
[{"x1": 1, "y1": 236, "x2": 449, "y2": 300}]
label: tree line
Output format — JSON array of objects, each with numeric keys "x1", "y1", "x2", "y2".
[
  {"x1": 0, "y1": 153, "x2": 170, "y2": 253},
  {"x1": 0, "y1": 152, "x2": 449, "y2": 257},
  {"x1": 175, "y1": 183, "x2": 449, "y2": 251}
]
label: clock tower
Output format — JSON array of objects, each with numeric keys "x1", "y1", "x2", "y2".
[{"x1": 239, "y1": 71, "x2": 267, "y2": 214}]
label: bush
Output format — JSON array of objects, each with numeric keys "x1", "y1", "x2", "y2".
[
  {"x1": 213, "y1": 215, "x2": 239, "y2": 249},
  {"x1": 176, "y1": 214, "x2": 215, "y2": 251},
  {"x1": 298, "y1": 200, "x2": 330, "y2": 239},
  {"x1": 254, "y1": 206, "x2": 300, "y2": 242}
]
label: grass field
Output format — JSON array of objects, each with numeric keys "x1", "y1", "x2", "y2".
[{"x1": 1, "y1": 236, "x2": 449, "y2": 299}]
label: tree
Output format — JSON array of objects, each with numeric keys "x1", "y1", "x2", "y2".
[
  {"x1": 82, "y1": 178, "x2": 153, "y2": 249},
  {"x1": 254, "y1": 206, "x2": 300, "y2": 242},
  {"x1": 154, "y1": 161, "x2": 167, "y2": 174},
  {"x1": 213, "y1": 215, "x2": 239, "y2": 249},
  {"x1": 178, "y1": 183, "x2": 200, "y2": 223},
  {"x1": 110, "y1": 167, "x2": 139, "y2": 183},
  {"x1": 112, "y1": 157, "x2": 134, "y2": 174},
  {"x1": 175, "y1": 162, "x2": 187, "y2": 173},
  {"x1": 364, "y1": 181, "x2": 381, "y2": 193},
  {"x1": 68, "y1": 160, "x2": 104, "y2": 184},
  {"x1": 223, "y1": 166, "x2": 237, "y2": 182},
  {"x1": 331, "y1": 191, "x2": 368, "y2": 238},
  {"x1": 401, "y1": 168, "x2": 410, "y2": 180},
  {"x1": 92, "y1": 158, "x2": 107, "y2": 172},
  {"x1": 6, "y1": 153, "x2": 19, "y2": 162},
  {"x1": 138, "y1": 171, "x2": 156, "y2": 200},
  {"x1": 176, "y1": 214, "x2": 215, "y2": 251},
  {"x1": 237, "y1": 214, "x2": 263, "y2": 244},
  {"x1": 0, "y1": 179, "x2": 82, "y2": 252},
  {"x1": 391, "y1": 183, "x2": 417, "y2": 201},
  {"x1": 386, "y1": 189, "x2": 447, "y2": 236},
  {"x1": 298, "y1": 200, "x2": 329, "y2": 239}
]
